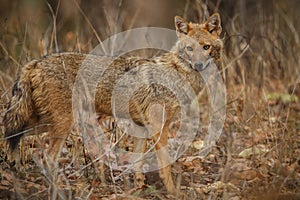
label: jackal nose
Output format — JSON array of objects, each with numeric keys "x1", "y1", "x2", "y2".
[{"x1": 194, "y1": 61, "x2": 204, "y2": 71}]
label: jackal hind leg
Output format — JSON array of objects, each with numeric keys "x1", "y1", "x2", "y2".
[
  {"x1": 41, "y1": 119, "x2": 72, "y2": 200},
  {"x1": 44, "y1": 119, "x2": 72, "y2": 170}
]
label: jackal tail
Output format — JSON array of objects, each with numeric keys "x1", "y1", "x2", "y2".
[{"x1": 3, "y1": 60, "x2": 38, "y2": 152}]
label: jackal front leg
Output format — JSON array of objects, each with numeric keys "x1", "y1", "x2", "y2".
[
  {"x1": 133, "y1": 137, "x2": 147, "y2": 188},
  {"x1": 152, "y1": 131, "x2": 176, "y2": 195}
]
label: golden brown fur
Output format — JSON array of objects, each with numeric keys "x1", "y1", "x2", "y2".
[{"x1": 3, "y1": 13, "x2": 223, "y2": 194}]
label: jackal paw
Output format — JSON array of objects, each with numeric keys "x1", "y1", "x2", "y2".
[{"x1": 134, "y1": 173, "x2": 146, "y2": 188}]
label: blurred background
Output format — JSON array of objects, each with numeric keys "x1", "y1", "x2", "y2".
[{"x1": 0, "y1": 0, "x2": 299, "y2": 91}]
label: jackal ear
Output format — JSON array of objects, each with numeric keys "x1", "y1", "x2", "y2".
[
  {"x1": 205, "y1": 13, "x2": 222, "y2": 36},
  {"x1": 175, "y1": 16, "x2": 189, "y2": 35}
]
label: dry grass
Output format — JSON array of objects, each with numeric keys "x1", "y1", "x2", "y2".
[{"x1": 0, "y1": 0, "x2": 299, "y2": 199}]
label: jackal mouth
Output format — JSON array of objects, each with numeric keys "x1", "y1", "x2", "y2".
[{"x1": 193, "y1": 59, "x2": 212, "y2": 72}]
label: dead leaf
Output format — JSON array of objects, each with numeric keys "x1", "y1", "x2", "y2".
[
  {"x1": 192, "y1": 139, "x2": 204, "y2": 150},
  {"x1": 238, "y1": 146, "x2": 266, "y2": 159}
]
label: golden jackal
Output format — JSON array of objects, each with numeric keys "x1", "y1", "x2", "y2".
[{"x1": 3, "y1": 13, "x2": 223, "y2": 194}]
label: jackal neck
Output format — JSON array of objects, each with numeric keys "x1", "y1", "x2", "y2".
[{"x1": 155, "y1": 51, "x2": 194, "y2": 74}]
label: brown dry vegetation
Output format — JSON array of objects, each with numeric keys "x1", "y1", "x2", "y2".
[{"x1": 0, "y1": 0, "x2": 299, "y2": 199}]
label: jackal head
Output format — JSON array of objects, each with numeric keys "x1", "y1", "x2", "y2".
[{"x1": 174, "y1": 13, "x2": 223, "y2": 71}]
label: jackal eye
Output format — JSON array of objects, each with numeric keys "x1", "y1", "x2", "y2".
[
  {"x1": 203, "y1": 45, "x2": 211, "y2": 50},
  {"x1": 186, "y1": 46, "x2": 193, "y2": 51}
]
